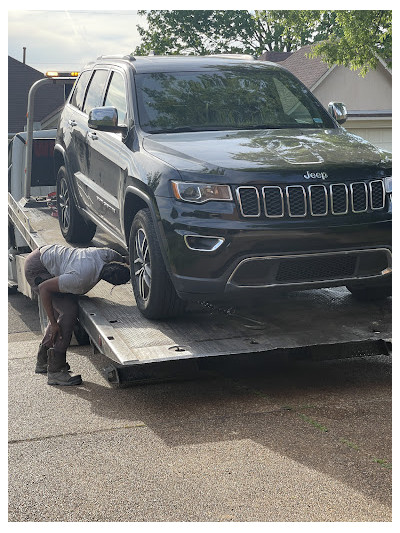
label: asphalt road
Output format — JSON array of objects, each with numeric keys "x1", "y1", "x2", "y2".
[{"x1": 8, "y1": 290, "x2": 392, "y2": 522}]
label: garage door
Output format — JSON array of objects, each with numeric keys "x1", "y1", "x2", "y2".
[{"x1": 345, "y1": 125, "x2": 392, "y2": 153}]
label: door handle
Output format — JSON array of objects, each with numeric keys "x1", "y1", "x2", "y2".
[
  {"x1": 68, "y1": 119, "x2": 77, "y2": 127},
  {"x1": 88, "y1": 131, "x2": 98, "y2": 140}
]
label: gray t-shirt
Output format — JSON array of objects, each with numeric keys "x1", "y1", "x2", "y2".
[{"x1": 40, "y1": 244, "x2": 124, "y2": 294}]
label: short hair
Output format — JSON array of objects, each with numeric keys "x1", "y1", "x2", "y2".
[{"x1": 100, "y1": 262, "x2": 131, "y2": 286}]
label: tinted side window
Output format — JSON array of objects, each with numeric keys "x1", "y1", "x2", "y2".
[
  {"x1": 83, "y1": 69, "x2": 109, "y2": 115},
  {"x1": 70, "y1": 71, "x2": 91, "y2": 111},
  {"x1": 104, "y1": 72, "x2": 128, "y2": 125}
]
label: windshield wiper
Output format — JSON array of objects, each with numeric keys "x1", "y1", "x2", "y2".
[
  {"x1": 244, "y1": 124, "x2": 314, "y2": 130},
  {"x1": 152, "y1": 126, "x2": 239, "y2": 133},
  {"x1": 152, "y1": 127, "x2": 199, "y2": 134},
  {"x1": 149, "y1": 123, "x2": 323, "y2": 134}
]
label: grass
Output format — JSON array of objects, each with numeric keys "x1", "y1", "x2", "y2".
[
  {"x1": 373, "y1": 458, "x2": 392, "y2": 469},
  {"x1": 340, "y1": 438, "x2": 360, "y2": 450},
  {"x1": 298, "y1": 413, "x2": 328, "y2": 433}
]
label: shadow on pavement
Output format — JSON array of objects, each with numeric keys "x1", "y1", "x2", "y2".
[{"x1": 62, "y1": 348, "x2": 392, "y2": 506}]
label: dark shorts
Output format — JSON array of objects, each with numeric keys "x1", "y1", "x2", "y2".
[{"x1": 24, "y1": 247, "x2": 53, "y2": 294}]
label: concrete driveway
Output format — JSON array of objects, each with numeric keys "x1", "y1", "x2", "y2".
[{"x1": 8, "y1": 291, "x2": 391, "y2": 522}]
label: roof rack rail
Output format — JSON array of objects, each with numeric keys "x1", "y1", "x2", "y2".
[
  {"x1": 96, "y1": 54, "x2": 136, "y2": 61},
  {"x1": 204, "y1": 54, "x2": 255, "y2": 60}
]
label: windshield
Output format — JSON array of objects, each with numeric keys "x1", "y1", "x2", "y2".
[{"x1": 135, "y1": 66, "x2": 335, "y2": 133}]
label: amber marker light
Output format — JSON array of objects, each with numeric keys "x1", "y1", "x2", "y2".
[
  {"x1": 45, "y1": 71, "x2": 79, "y2": 78},
  {"x1": 171, "y1": 181, "x2": 181, "y2": 200}
]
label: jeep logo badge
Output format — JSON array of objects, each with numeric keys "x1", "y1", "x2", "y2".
[{"x1": 304, "y1": 171, "x2": 328, "y2": 180}]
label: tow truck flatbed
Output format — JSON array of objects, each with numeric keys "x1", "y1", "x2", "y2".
[{"x1": 8, "y1": 194, "x2": 391, "y2": 384}]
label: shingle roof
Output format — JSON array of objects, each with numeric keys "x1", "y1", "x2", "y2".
[
  {"x1": 278, "y1": 45, "x2": 331, "y2": 89},
  {"x1": 258, "y1": 51, "x2": 292, "y2": 62},
  {"x1": 8, "y1": 56, "x2": 68, "y2": 134}
]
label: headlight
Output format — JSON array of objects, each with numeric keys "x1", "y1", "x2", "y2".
[
  {"x1": 384, "y1": 176, "x2": 392, "y2": 194},
  {"x1": 171, "y1": 181, "x2": 233, "y2": 203}
]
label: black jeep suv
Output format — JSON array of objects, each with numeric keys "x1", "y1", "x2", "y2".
[{"x1": 54, "y1": 54, "x2": 392, "y2": 319}]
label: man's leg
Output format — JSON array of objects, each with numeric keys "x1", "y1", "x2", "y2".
[
  {"x1": 24, "y1": 248, "x2": 54, "y2": 373},
  {"x1": 46, "y1": 294, "x2": 82, "y2": 386}
]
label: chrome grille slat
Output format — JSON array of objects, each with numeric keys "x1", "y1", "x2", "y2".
[
  {"x1": 236, "y1": 186, "x2": 260, "y2": 217},
  {"x1": 236, "y1": 179, "x2": 386, "y2": 218},
  {"x1": 309, "y1": 184, "x2": 328, "y2": 216},
  {"x1": 286, "y1": 185, "x2": 307, "y2": 217},
  {"x1": 330, "y1": 183, "x2": 349, "y2": 215},
  {"x1": 262, "y1": 186, "x2": 284, "y2": 217},
  {"x1": 369, "y1": 180, "x2": 386, "y2": 210},
  {"x1": 350, "y1": 182, "x2": 368, "y2": 213}
]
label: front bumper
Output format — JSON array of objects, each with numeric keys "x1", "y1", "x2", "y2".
[{"x1": 156, "y1": 198, "x2": 392, "y2": 300}]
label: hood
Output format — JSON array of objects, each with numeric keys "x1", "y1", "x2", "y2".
[{"x1": 142, "y1": 128, "x2": 390, "y2": 177}]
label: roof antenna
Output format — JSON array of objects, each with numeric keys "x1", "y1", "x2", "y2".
[{"x1": 23, "y1": 47, "x2": 26, "y2": 64}]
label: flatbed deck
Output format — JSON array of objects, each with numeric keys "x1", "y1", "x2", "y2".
[{"x1": 9, "y1": 195, "x2": 392, "y2": 383}]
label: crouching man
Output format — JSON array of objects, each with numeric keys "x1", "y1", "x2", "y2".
[{"x1": 24, "y1": 244, "x2": 131, "y2": 386}]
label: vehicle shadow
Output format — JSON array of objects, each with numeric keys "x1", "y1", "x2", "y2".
[{"x1": 64, "y1": 347, "x2": 392, "y2": 506}]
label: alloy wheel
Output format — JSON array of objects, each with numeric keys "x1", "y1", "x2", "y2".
[
  {"x1": 58, "y1": 177, "x2": 70, "y2": 231},
  {"x1": 134, "y1": 228, "x2": 151, "y2": 300}
]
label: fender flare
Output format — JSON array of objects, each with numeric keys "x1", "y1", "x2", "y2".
[{"x1": 124, "y1": 185, "x2": 172, "y2": 275}]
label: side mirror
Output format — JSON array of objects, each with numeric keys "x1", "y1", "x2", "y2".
[
  {"x1": 88, "y1": 107, "x2": 128, "y2": 134},
  {"x1": 328, "y1": 102, "x2": 347, "y2": 125}
]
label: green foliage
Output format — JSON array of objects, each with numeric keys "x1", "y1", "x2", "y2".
[
  {"x1": 134, "y1": 10, "x2": 335, "y2": 57},
  {"x1": 134, "y1": 10, "x2": 391, "y2": 76},
  {"x1": 308, "y1": 10, "x2": 392, "y2": 76}
]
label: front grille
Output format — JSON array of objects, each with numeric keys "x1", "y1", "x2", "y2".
[
  {"x1": 229, "y1": 248, "x2": 391, "y2": 288},
  {"x1": 276, "y1": 254, "x2": 357, "y2": 282},
  {"x1": 236, "y1": 179, "x2": 386, "y2": 218}
]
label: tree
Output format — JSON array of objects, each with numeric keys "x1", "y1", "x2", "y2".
[
  {"x1": 134, "y1": 10, "x2": 391, "y2": 75},
  {"x1": 308, "y1": 10, "x2": 392, "y2": 76},
  {"x1": 134, "y1": 10, "x2": 335, "y2": 57}
]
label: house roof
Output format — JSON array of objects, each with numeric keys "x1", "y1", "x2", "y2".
[
  {"x1": 278, "y1": 45, "x2": 331, "y2": 89},
  {"x1": 8, "y1": 56, "x2": 69, "y2": 134},
  {"x1": 258, "y1": 51, "x2": 292, "y2": 62},
  {"x1": 261, "y1": 45, "x2": 392, "y2": 91}
]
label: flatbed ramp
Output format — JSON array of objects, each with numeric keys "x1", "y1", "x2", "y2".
[{"x1": 9, "y1": 197, "x2": 392, "y2": 384}]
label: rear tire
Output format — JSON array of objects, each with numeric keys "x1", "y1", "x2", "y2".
[
  {"x1": 129, "y1": 208, "x2": 186, "y2": 319},
  {"x1": 56, "y1": 166, "x2": 96, "y2": 243}
]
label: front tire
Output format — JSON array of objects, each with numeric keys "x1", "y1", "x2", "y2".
[
  {"x1": 346, "y1": 277, "x2": 392, "y2": 301},
  {"x1": 129, "y1": 208, "x2": 186, "y2": 319},
  {"x1": 56, "y1": 166, "x2": 96, "y2": 243}
]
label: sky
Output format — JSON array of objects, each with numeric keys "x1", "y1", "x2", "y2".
[
  {"x1": 8, "y1": 9, "x2": 145, "y2": 74},
  {"x1": 7, "y1": 2, "x2": 396, "y2": 75}
]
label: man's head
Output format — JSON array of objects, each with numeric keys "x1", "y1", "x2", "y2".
[{"x1": 100, "y1": 262, "x2": 131, "y2": 286}]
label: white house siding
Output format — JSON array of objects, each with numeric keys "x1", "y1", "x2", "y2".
[
  {"x1": 312, "y1": 63, "x2": 392, "y2": 152},
  {"x1": 345, "y1": 119, "x2": 392, "y2": 152}
]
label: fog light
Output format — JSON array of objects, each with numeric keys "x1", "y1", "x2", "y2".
[{"x1": 184, "y1": 235, "x2": 224, "y2": 251}]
